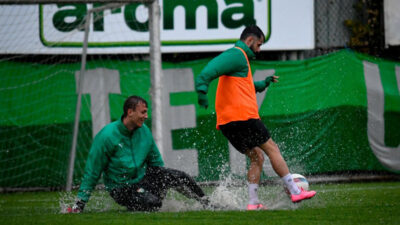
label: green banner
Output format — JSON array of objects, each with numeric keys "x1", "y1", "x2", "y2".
[{"x1": 0, "y1": 50, "x2": 399, "y2": 188}]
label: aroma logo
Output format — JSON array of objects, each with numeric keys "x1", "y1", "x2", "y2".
[{"x1": 40, "y1": 0, "x2": 270, "y2": 48}]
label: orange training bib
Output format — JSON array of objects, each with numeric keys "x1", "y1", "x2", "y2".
[{"x1": 215, "y1": 47, "x2": 260, "y2": 129}]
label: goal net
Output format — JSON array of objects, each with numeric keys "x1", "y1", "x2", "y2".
[{"x1": 0, "y1": 0, "x2": 160, "y2": 191}]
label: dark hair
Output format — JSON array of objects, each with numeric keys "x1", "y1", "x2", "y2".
[
  {"x1": 122, "y1": 96, "x2": 148, "y2": 118},
  {"x1": 240, "y1": 25, "x2": 265, "y2": 42}
]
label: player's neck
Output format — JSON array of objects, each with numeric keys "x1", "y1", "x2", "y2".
[{"x1": 122, "y1": 117, "x2": 137, "y2": 131}]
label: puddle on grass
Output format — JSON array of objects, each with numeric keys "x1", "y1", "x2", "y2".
[
  {"x1": 58, "y1": 175, "x2": 310, "y2": 213},
  {"x1": 160, "y1": 173, "x2": 301, "y2": 212},
  {"x1": 59, "y1": 190, "x2": 117, "y2": 214}
]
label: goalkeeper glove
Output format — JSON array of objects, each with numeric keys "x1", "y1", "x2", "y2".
[
  {"x1": 67, "y1": 200, "x2": 85, "y2": 213},
  {"x1": 197, "y1": 91, "x2": 209, "y2": 109}
]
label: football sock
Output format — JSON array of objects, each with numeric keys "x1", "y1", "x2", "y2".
[
  {"x1": 248, "y1": 183, "x2": 260, "y2": 205},
  {"x1": 282, "y1": 173, "x2": 301, "y2": 195}
]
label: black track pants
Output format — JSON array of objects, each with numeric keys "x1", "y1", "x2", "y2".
[{"x1": 110, "y1": 167, "x2": 206, "y2": 211}]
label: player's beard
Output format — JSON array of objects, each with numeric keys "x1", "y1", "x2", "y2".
[
  {"x1": 249, "y1": 39, "x2": 261, "y2": 54},
  {"x1": 250, "y1": 43, "x2": 258, "y2": 55}
]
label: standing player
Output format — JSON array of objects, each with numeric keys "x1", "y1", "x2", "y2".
[
  {"x1": 68, "y1": 96, "x2": 210, "y2": 213},
  {"x1": 195, "y1": 25, "x2": 316, "y2": 210}
]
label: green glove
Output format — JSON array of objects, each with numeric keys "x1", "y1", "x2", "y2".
[
  {"x1": 264, "y1": 76, "x2": 274, "y2": 88},
  {"x1": 197, "y1": 91, "x2": 209, "y2": 109}
]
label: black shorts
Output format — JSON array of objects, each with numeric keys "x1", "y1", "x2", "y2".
[{"x1": 219, "y1": 119, "x2": 271, "y2": 154}]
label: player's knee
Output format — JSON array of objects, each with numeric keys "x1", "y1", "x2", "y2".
[
  {"x1": 247, "y1": 149, "x2": 264, "y2": 166},
  {"x1": 264, "y1": 143, "x2": 281, "y2": 157}
]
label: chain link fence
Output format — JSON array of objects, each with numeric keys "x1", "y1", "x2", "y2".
[{"x1": 304, "y1": 0, "x2": 359, "y2": 58}]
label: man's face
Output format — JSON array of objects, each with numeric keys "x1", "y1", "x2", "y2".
[
  {"x1": 127, "y1": 102, "x2": 148, "y2": 128},
  {"x1": 246, "y1": 36, "x2": 264, "y2": 54},
  {"x1": 249, "y1": 36, "x2": 264, "y2": 53}
]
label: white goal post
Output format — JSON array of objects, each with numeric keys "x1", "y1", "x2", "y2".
[{"x1": 0, "y1": 0, "x2": 163, "y2": 192}]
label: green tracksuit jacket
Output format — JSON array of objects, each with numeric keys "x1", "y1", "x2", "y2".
[
  {"x1": 77, "y1": 118, "x2": 164, "y2": 202},
  {"x1": 195, "y1": 40, "x2": 268, "y2": 94}
]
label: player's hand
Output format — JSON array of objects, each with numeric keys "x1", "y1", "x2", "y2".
[
  {"x1": 265, "y1": 75, "x2": 279, "y2": 87},
  {"x1": 197, "y1": 91, "x2": 209, "y2": 109},
  {"x1": 67, "y1": 200, "x2": 85, "y2": 213}
]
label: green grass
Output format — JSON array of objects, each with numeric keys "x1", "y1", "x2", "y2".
[{"x1": 1, "y1": 182, "x2": 400, "y2": 225}]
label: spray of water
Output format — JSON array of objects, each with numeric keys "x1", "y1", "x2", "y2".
[
  {"x1": 58, "y1": 169, "x2": 305, "y2": 213},
  {"x1": 59, "y1": 190, "x2": 117, "y2": 214},
  {"x1": 59, "y1": 191, "x2": 76, "y2": 214}
]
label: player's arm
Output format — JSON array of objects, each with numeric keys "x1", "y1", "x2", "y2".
[
  {"x1": 69, "y1": 135, "x2": 110, "y2": 213},
  {"x1": 254, "y1": 75, "x2": 279, "y2": 92},
  {"x1": 146, "y1": 130, "x2": 164, "y2": 167}
]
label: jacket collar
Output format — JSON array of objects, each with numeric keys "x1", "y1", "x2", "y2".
[
  {"x1": 235, "y1": 40, "x2": 256, "y2": 59},
  {"x1": 117, "y1": 117, "x2": 134, "y2": 137}
]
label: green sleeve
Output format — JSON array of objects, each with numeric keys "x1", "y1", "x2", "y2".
[
  {"x1": 195, "y1": 48, "x2": 248, "y2": 94},
  {"x1": 254, "y1": 76, "x2": 275, "y2": 92},
  {"x1": 147, "y1": 136, "x2": 164, "y2": 167},
  {"x1": 77, "y1": 135, "x2": 110, "y2": 202},
  {"x1": 254, "y1": 80, "x2": 267, "y2": 92}
]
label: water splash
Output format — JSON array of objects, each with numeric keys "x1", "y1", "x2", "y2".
[
  {"x1": 206, "y1": 174, "x2": 302, "y2": 211},
  {"x1": 58, "y1": 174, "x2": 305, "y2": 213},
  {"x1": 58, "y1": 190, "x2": 117, "y2": 214},
  {"x1": 58, "y1": 191, "x2": 76, "y2": 214},
  {"x1": 257, "y1": 184, "x2": 299, "y2": 210},
  {"x1": 159, "y1": 172, "x2": 247, "y2": 212},
  {"x1": 207, "y1": 173, "x2": 247, "y2": 210}
]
